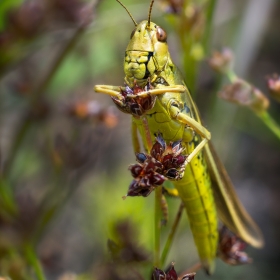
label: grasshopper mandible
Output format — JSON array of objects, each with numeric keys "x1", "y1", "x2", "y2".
[{"x1": 94, "y1": 0, "x2": 264, "y2": 274}]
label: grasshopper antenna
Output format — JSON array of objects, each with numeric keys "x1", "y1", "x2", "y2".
[
  {"x1": 115, "y1": 0, "x2": 137, "y2": 26},
  {"x1": 147, "y1": 0, "x2": 155, "y2": 28}
]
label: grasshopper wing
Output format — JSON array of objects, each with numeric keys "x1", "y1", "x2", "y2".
[{"x1": 204, "y1": 142, "x2": 264, "y2": 248}]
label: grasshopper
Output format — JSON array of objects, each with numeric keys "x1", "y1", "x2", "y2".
[{"x1": 95, "y1": 0, "x2": 264, "y2": 274}]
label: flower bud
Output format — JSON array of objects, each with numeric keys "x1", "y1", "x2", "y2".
[
  {"x1": 208, "y1": 49, "x2": 233, "y2": 74},
  {"x1": 267, "y1": 74, "x2": 280, "y2": 103}
]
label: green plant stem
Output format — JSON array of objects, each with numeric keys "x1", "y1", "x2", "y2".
[
  {"x1": 183, "y1": 52, "x2": 197, "y2": 95},
  {"x1": 142, "y1": 116, "x2": 153, "y2": 151},
  {"x1": 226, "y1": 69, "x2": 238, "y2": 83},
  {"x1": 154, "y1": 186, "x2": 162, "y2": 267},
  {"x1": 0, "y1": 178, "x2": 17, "y2": 218},
  {"x1": 256, "y1": 111, "x2": 280, "y2": 140},
  {"x1": 24, "y1": 244, "x2": 46, "y2": 280},
  {"x1": 161, "y1": 202, "x2": 184, "y2": 266},
  {"x1": 203, "y1": 0, "x2": 218, "y2": 55}
]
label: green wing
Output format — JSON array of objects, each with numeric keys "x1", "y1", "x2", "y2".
[{"x1": 204, "y1": 142, "x2": 264, "y2": 248}]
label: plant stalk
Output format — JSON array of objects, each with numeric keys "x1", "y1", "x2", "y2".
[
  {"x1": 25, "y1": 244, "x2": 46, "y2": 280},
  {"x1": 161, "y1": 202, "x2": 184, "y2": 265},
  {"x1": 154, "y1": 186, "x2": 162, "y2": 267},
  {"x1": 256, "y1": 111, "x2": 280, "y2": 140}
]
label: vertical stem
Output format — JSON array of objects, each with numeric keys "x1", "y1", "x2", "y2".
[
  {"x1": 203, "y1": 0, "x2": 218, "y2": 55},
  {"x1": 161, "y1": 202, "x2": 184, "y2": 265},
  {"x1": 0, "y1": 178, "x2": 17, "y2": 216},
  {"x1": 25, "y1": 244, "x2": 46, "y2": 280},
  {"x1": 140, "y1": 112, "x2": 161, "y2": 266},
  {"x1": 226, "y1": 70, "x2": 239, "y2": 83},
  {"x1": 141, "y1": 116, "x2": 153, "y2": 151},
  {"x1": 183, "y1": 54, "x2": 197, "y2": 95},
  {"x1": 154, "y1": 185, "x2": 162, "y2": 267},
  {"x1": 256, "y1": 111, "x2": 280, "y2": 140},
  {"x1": 131, "y1": 121, "x2": 140, "y2": 153}
]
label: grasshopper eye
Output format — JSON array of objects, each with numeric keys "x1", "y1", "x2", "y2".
[
  {"x1": 156, "y1": 27, "x2": 167, "y2": 42},
  {"x1": 130, "y1": 27, "x2": 137, "y2": 39}
]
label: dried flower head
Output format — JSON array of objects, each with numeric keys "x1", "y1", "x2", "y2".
[
  {"x1": 182, "y1": 273, "x2": 196, "y2": 280},
  {"x1": 152, "y1": 263, "x2": 196, "y2": 280},
  {"x1": 112, "y1": 80, "x2": 156, "y2": 117},
  {"x1": 218, "y1": 226, "x2": 252, "y2": 265},
  {"x1": 266, "y1": 74, "x2": 280, "y2": 103},
  {"x1": 208, "y1": 49, "x2": 233, "y2": 74},
  {"x1": 124, "y1": 133, "x2": 187, "y2": 198},
  {"x1": 218, "y1": 79, "x2": 269, "y2": 114}
]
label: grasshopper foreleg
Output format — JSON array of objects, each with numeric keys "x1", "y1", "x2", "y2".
[
  {"x1": 94, "y1": 85, "x2": 125, "y2": 99},
  {"x1": 125, "y1": 85, "x2": 186, "y2": 98},
  {"x1": 170, "y1": 106, "x2": 211, "y2": 165}
]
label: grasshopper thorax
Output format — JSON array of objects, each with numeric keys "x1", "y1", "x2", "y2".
[{"x1": 124, "y1": 20, "x2": 171, "y2": 87}]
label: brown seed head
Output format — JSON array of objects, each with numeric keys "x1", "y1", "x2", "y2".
[{"x1": 126, "y1": 133, "x2": 187, "y2": 197}]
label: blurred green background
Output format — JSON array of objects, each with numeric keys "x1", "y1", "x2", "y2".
[{"x1": 0, "y1": 0, "x2": 280, "y2": 279}]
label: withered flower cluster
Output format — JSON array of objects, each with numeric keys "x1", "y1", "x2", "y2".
[
  {"x1": 125, "y1": 134, "x2": 187, "y2": 197},
  {"x1": 152, "y1": 263, "x2": 196, "y2": 280},
  {"x1": 218, "y1": 226, "x2": 252, "y2": 265},
  {"x1": 111, "y1": 81, "x2": 156, "y2": 117},
  {"x1": 218, "y1": 79, "x2": 269, "y2": 114}
]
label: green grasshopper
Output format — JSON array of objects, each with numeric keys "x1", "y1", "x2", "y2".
[{"x1": 95, "y1": 0, "x2": 264, "y2": 274}]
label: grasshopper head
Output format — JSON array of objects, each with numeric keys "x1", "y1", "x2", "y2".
[{"x1": 124, "y1": 20, "x2": 171, "y2": 85}]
